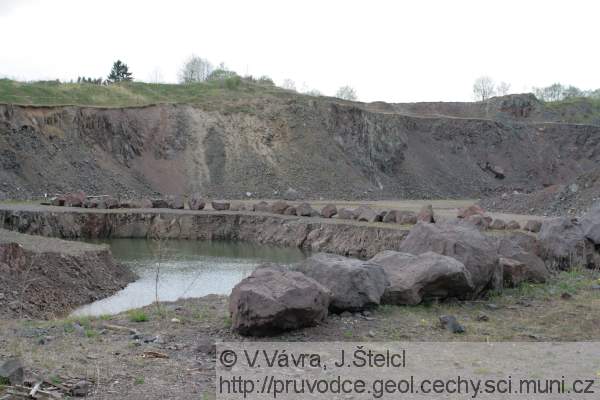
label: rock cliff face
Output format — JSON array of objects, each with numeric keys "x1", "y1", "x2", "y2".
[
  {"x1": 0, "y1": 206, "x2": 410, "y2": 259},
  {"x1": 1, "y1": 94, "x2": 600, "y2": 201},
  {"x1": 0, "y1": 228, "x2": 135, "y2": 319}
]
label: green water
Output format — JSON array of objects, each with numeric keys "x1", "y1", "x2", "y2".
[{"x1": 72, "y1": 239, "x2": 308, "y2": 316}]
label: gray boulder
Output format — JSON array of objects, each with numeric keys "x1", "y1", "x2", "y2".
[
  {"x1": 524, "y1": 220, "x2": 542, "y2": 233},
  {"x1": 581, "y1": 207, "x2": 600, "y2": 245},
  {"x1": 283, "y1": 206, "x2": 297, "y2": 215},
  {"x1": 321, "y1": 204, "x2": 337, "y2": 218},
  {"x1": 295, "y1": 253, "x2": 388, "y2": 312},
  {"x1": 489, "y1": 219, "x2": 506, "y2": 230},
  {"x1": 497, "y1": 235, "x2": 549, "y2": 285},
  {"x1": 399, "y1": 222, "x2": 500, "y2": 296},
  {"x1": 369, "y1": 251, "x2": 474, "y2": 305},
  {"x1": 506, "y1": 220, "x2": 521, "y2": 230},
  {"x1": 337, "y1": 208, "x2": 356, "y2": 220},
  {"x1": 151, "y1": 198, "x2": 169, "y2": 209},
  {"x1": 538, "y1": 217, "x2": 597, "y2": 269},
  {"x1": 270, "y1": 201, "x2": 290, "y2": 215},
  {"x1": 356, "y1": 206, "x2": 378, "y2": 223},
  {"x1": 166, "y1": 194, "x2": 185, "y2": 209},
  {"x1": 398, "y1": 211, "x2": 417, "y2": 225},
  {"x1": 296, "y1": 202, "x2": 316, "y2": 217},
  {"x1": 211, "y1": 201, "x2": 230, "y2": 211},
  {"x1": 254, "y1": 201, "x2": 270, "y2": 212},
  {"x1": 0, "y1": 358, "x2": 23, "y2": 385},
  {"x1": 382, "y1": 210, "x2": 398, "y2": 223},
  {"x1": 229, "y1": 267, "x2": 330, "y2": 336},
  {"x1": 417, "y1": 204, "x2": 435, "y2": 223},
  {"x1": 188, "y1": 193, "x2": 206, "y2": 210},
  {"x1": 283, "y1": 188, "x2": 299, "y2": 201}
]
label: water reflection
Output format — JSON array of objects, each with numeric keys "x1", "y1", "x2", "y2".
[{"x1": 72, "y1": 239, "x2": 307, "y2": 316}]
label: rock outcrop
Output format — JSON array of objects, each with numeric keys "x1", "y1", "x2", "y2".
[{"x1": 0, "y1": 228, "x2": 135, "y2": 319}]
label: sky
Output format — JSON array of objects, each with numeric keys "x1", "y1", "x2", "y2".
[{"x1": 1, "y1": 0, "x2": 598, "y2": 103}]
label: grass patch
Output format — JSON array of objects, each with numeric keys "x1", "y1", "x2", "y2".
[
  {"x1": 0, "y1": 78, "x2": 300, "y2": 108},
  {"x1": 128, "y1": 310, "x2": 149, "y2": 323},
  {"x1": 134, "y1": 376, "x2": 145, "y2": 385}
]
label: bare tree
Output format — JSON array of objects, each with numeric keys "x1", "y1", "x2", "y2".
[
  {"x1": 178, "y1": 55, "x2": 213, "y2": 84},
  {"x1": 281, "y1": 78, "x2": 296, "y2": 91},
  {"x1": 497, "y1": 81, "x2": 511, "y2": 96},
  {"x1": 335, "y1": 85, "x2": 357, "y2": 101},
  {"x1": 473, "y1": 76, "x2": 496, "y2": 101}
]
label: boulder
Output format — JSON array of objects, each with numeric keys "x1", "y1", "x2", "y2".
[
  {"x1": 83, "y1": 197, "x2": 99, "y2": 208},
  {"x1": 130, "y1": 198, "x2": 153, "y2": 209},
  {"x1": 356, "y1": 206, "x2": 378, "y2": 223},
  {"x1": 229, "y1": 267, "x2": 330, "y2": 336},
  {"x1": 538, "y1": 217, "x2": 597, "y2": 269},
  {"x1": 151, "y1": 198, "x2": 170, "y2": 209},
  {"x1": 230, "y1": 203, "x2": 248, "y2": 211},
  {"x1": 50, "y1": 195, "x2": 66, "y2": 206},
  {"x1": 466, "y1": 214, "x2": 491, "y2": 230},
  {"x1": 457, "y1": 204, "x2": 485, "y2": 219},
  {"x1": 0, "y1": 358, "x2": 23, "y2": 385},
  {"x1": 497, "y1": 235, "x2": 549, "y2": 285},
  {"x1": 382, "y1": 210, "x2": 399, "y2": 223},
  {"x1": 188, "y1": 193, "x2": 206, "y2": 210},
  {"x1": 283, "y1": 188, "x2": 299, "y2": 201},
  {"x1": 524, "y1": 220, "x2": 542, "y2": 233},
  {"x1": 166, "y1": 195, "x2": 185, "y2": 210},
  {"x1": 270, "y1": 201, "x2": 290, "y2": 215},
  {"x1": 399, "y1": 222, "x2": 500, "y2": 296},
  {"x1": 254, "y1": 201, "x2": 270, "y2": 212},
  {"x1": 417, "y1": 204, "x2": 435, "y2": 223},
  {"x1": 283, "y1": 206, "x2": 297, "y2": 216},
  {"x1": 376, "y1": 210, "x2": 388, "y2": 222},
  {"x1": 369, "y1": 251, "x2": 474, "y2": 305},
  {"x1": 489, "y1": 219, "x2": 506, "y2": 230},
  {"x1": 506, "y1": 220, "x2": 521, "y2": 230},
  {"x1": 320, "y1": 204, "x2": 337, "y2": 218},
  {"x1": 295, "y1": 253, "x2": 387, "y2": 312},
  {"x1": 499, "y1": 257, "x2": 530, "y2": 287},
  {"x1": 98, "y1": 196, "x2": 119, "y2": 209},
  {"x1": 580, "y1": 207, "x2": 600, "y2": 245},
  {"x1": 398, "y1": 211, "x2": 417, "y2": 225},
  {"x1": 337, "y1": 208, "x2": 356, "y2": 220},
  {"x1": 296, "y1": 202, "x2": 316, "y2": 217},
  {"x1": 211, "y1": 201, "x2": 230, "y2": 211},
  {"x1": 64, "y1": 192, "x2": 86, "y2": 207}
]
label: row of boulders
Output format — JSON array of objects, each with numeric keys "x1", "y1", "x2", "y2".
[
  {"x1": 229, "y1": 220, "x2": 553, "y2": 336},
  {"x1": 456, "y1": 204, "x2": 541, "y2": 232}
]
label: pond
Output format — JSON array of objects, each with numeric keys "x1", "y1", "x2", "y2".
[{"x1": 72, "y1": 239, "x2": 308, "y2": 316}]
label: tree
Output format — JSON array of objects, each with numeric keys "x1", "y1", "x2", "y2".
[
  {"x1": 335, "y1": 85, "x2": 357, "y2": 101},
  {"x1": 281, "y1": 79, "x2": 296, "y2": 91},
  {"x1": 473, "y1": 76, "x2": 495, "y2": 101},
  {"x1": 207, "y1": 63, "x2": 237, "y2": 81},
  {"x1": 563, "y1": 85, "x2": 582, "y2": 99},
  {"x1": 497, "y1": 81, "x2": 511, "y2": 96},
  {"x1": 107, "y1": 60, "x2": 133, "y2": 83},
  {"x1": 178, "y1": 55, "x2": 213, "y2": 83},
  {"x1": 149, "y1": 67, "x2": 164, "y2": 84}
]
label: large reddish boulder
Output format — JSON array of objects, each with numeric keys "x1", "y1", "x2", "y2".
[
  {"x1": 211, "y1": 201, "x2": 230, "y2": 211},
  {"x1": 64, "y1": 192, "x2": 86, "y2": 207},
  {"x1": 270, "y1": 201, "x2": 290, "y2": 215},
  {"x1": 229, "y1": 267, "x2": 330, "y2": 336}
]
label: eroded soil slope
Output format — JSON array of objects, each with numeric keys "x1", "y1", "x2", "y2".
[{"x1": 2, "y1": 94, "x2": 600, "y2": 201}]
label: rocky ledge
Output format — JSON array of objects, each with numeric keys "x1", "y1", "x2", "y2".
[
  {"x1": 0, "y1": 205, "x2": 410, "y2": 258},
  {"x1": 0, "y1": 228, "x2": 135, "y2": 319}
]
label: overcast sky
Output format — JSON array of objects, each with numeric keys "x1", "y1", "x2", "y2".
[{"x1": 1, "y1": 0, "x2": 598, "y2": 103}]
